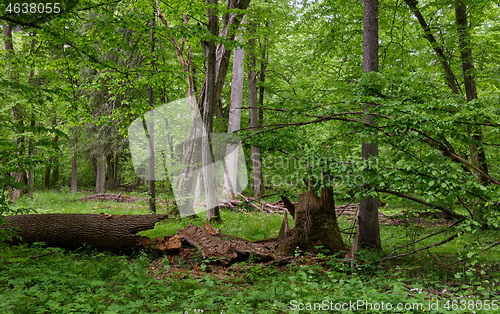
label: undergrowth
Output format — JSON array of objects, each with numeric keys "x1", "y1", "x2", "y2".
[{"x1": 1, "y1": 191, "x2": 499, "y2": 313}]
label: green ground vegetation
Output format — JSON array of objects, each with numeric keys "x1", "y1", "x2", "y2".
[{"x1": 1, "y1": 192, "x2": 498, "y2": 313}]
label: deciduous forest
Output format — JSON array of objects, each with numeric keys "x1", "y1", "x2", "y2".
[{"x1": 1, "y1": 0, "x2": 499, "y2": 312}]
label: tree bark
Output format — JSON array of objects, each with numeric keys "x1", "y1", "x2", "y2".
[
  {"x1": 71, "y1": 130, "x2": 78, "y2": 193},
  {"x1": 454, "y1": 0, "x2": 489, "y2": 186},
  {"x1": 276, "y1": 188, "x2": 345, "y2": 255},
  {"x1": 358, "y1": 0, "x2": 382, "y2": 250},
  {"x1": 404, "y1": 0, "x2": 461, "y2": 95},
  {"x1": 4, "y1": 23, "x2": 28, "y2": 202},
  {"x1": 147, "y1": 8, "x2": 157, "y2": 214},
  {"x1": 203, "y1": 0, "x2": 222, "y2": 222},
  {"x1": 95, "y1": 154, "x2": 106, "y2": 193},
  {"x1": 2, "y1": 214, "x2": 169, "y2": 253},
  {"x1": 222, "y1": 16, "x2": 246, "y2": 200},
  {"x1": 248, "y1": 27, "x2": 264, "y2": 198},
  {"x1": 156, "y1": 0, "x2": 250, "y2": 218},
  {"x1": 147, "y1": 121, "x2": 156, "y2": 214}
]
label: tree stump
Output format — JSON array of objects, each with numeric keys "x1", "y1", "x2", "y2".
[{"x1": 276, "y1": 188, "x2": 345, "y2": 255}]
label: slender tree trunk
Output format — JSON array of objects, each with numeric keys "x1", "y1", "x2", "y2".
[
  {"x1": 204, "y1": 0, "x2": 222, "y2": 222},
  {"x1": 44, "y1": 164, "x2": 52, "y2": 190},
  {"x1": 27, "y1": 117, "x2": 35, "y2": 198},
  {"x1": 26, "y1": 35, "x2": 37, "y2": 198},
  {"x1": 222, "y1": 16, "x2": 246, "y2": 200},
  {"x1": 147, "y1": 122, "x2": 156, "y2": 213},
  {"x1": 106, "y1": 154, "x2": 115, "y2": 191},
  {"x1": 156, "y1": 0, "x2": 249, "y2": 218},
  {"x1": 95, "y1": 153, "x2": 106, "y2": 193},
  {"x1": 404, "y1": 0, "x2": 461, "y2": 95},
  {"x1": 147, "y1": 10, "x2": 157, "y2": 214},
  {"x1": 4, "y1": 23, "x2": 28, "y2": 202},
  {"x1": 454, "y1": 0, "x2": 489, "y2": 186},
  {"x1": 357, "y1": 0, "x2": 382, "y2": 250},
  {"x1": 71, "y1": 130, "x2": 78, "y2": 193},
  {"x1": 248, "y1": 27, "x2": 264, "y2": 198},
  {"x1": 51, "y1": 152, "x2": 59, "y2": 188}
]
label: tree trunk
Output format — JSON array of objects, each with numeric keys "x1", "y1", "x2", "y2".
[
  {"x1": 51, "y1": 153, "x2": 59, "y2": 188},
  {"x1": 248, "y1": 28, "x2": 264, "y2": 198},
  {"x1": 204, "y1": 0, "x2": 222, "y2": 222},
  {"x1": 454, "y1": 0, "x2": 489, "y2": 186},
  {"x1": 147, "y1": 8, "x2": 157, "y2": 214},
  {"x1": 71, "y1": 130, "x2": 78, "y2": 193},
  {"x1": 156, "y1": 0, "x2": 250, "y2": 218},
  {"x1": 4, "y1": 23, "x2": 28, "y2": 202},
  {"x1": 44, "y1": 164, "x2": 51, "y2": 190},
  {"x1": 2, "y1": 214, "x2": 169, "y2": 253},
  {"x1": 276, "y1": 188, "x2": 345, "y2": 255},
  {"x1": 404, "y1": 0, "x2": 461, "y2": 95},
  {"x1": 147, "y1": 121, "x2": 156, "y2": 214},
  {"x1": 106, "y1": 154, "x2": 115, "y2": 191},
  {"x1": 357, "y1": 0, "x2": 382, "y2": 250},
  {"x1": 222, "y1": 16, "x2": 246, "y2": 200},
  {"x1": 95, "y1": 154, "x2": 106, "y2": 193}
]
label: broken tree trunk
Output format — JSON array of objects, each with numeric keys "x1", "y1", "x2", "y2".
[
  {"x1": 1, "y1": 214, "x2": 169, "y2": 253},
  {"x1": 177, "y1": 223, "x2": 274, "y2": 264},
  {"x1": 276, "y1": 188, "x2": 345, "y2": 255}
]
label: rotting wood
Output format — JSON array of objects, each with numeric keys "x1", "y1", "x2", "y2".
[
  {"x1": 177, "y1": 223, "x2": 274, "y2": 264},
  {"x1": 78, "y1": 193, "x2": 145, "y2": 203},
  {"x1": 1, "y1": 214, "x2": 169, "y2": 253}
]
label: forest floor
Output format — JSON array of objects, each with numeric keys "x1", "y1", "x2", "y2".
[{"x1": 1, "y1": 191, "x2": 499, "y2": 313}]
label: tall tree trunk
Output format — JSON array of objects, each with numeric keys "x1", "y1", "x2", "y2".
[
  {"x1": 156, "y1": 0, "x2": 250, "y2": 218},
  {"x1": 357, "y1": 0, "x2": 382, "y2": 250},
  {"x1": 404, "y1": 0, "x2": 461, "y2": 95},
  {"x1": 454, "y1": 0, "x2": 489, "y2": 186},
  {"x1": 106, "y1": 154, "x2": 115, "y2": 191},
  {"x1": 26, "y1": 34, "x2": 37, "y2": 198},
  {"x1": 203, "y1": 0, "x2": 222, "y2": 222},
  {"x1": 222, "y1": 16, "x2": 246, "y2": 200},
  {"x1": 71, "y1": 130, "x2": 78, "y2": 193},
  {"x1": 247, "y1": 26, "x2": 264, "y2": 198},
  {"x1": 147, "y1": 10, "x2": 157, "y2": 214},
  {"x1": 95, "y1": 154, "x2": 106, "y2": 193},
  {"x1": 4, "y1": 23, "x2": 28, "y2": 202},
  {"x1": 44, "y1": 163, "x2": 52, "y2": 190},
  {"x1": 51, "y1": 154, "x2": 59, "y2": 188},
  {"x1": 27, "y1": 117, "x2": 35, "y2": 198},
  {"x1": 147, "y1": 122, "x2": 156, "y2": 214}
]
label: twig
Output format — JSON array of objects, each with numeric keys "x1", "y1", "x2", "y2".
[
  {"x1": 237, "y1": 193, "x2": 262, "y2": 212},
  {"x1": 30, "y1": 250, "x2": 58, "y2": 259},
  {"x1": 376, "y1": 188, "x2": 465, "y2": 219},
  {"x1": 376, "y1": 218, "x2": 464, "y2": 263},
  {"x1": 440, "y1": 240, "x2": 500, "y2": 269},
  {"x1": 379, "y1": 234, "x2": 458, "y2": 263},
  {"x1": 336, "y1": 197, "x2": 357, "y2": 218}
]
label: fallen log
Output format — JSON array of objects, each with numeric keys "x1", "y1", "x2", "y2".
[
  {"x1": 1, "y1": 214, "x2": 169, "y2": 253},
  {"x1": 177, "y1": 224, "x2": 274, "y2": 264}
]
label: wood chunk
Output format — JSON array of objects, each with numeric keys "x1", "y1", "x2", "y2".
[{"x1": 177, "y1": 224, "x2": 274, "y2": 264}]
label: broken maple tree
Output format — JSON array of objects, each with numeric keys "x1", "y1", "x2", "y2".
[{"x1": 276, "y1": 188, "x2": 345, "y2": 255}]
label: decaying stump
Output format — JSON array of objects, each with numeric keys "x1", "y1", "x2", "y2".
[
  {"x1": 1, "y1": 214, "x2": 169, "y2": 253},
  {"x1": 177, "y1": 223, "x2": 274, "y2": 264},
  {"x1": 276, "y1": 188, "x2": 345, "y2": 255}
]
